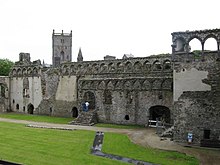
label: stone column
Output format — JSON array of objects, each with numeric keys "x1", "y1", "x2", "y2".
[
  {"x1": 184, "y1": 43, "x2": 190, "y2": 61},
  {"x1": 217, "y1": 41, "x2": 220, "y2": 58},
  {"x1": 201, "y1": 42, "x2": 205, "y2": 61}
]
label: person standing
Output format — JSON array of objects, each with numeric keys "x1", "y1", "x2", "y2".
[
  {"x1": 85, "y1": 101, "x2": 89, "y2": 112},
  {"x1": 82, "y1": 103, "x2": 86, "y2": 112}
]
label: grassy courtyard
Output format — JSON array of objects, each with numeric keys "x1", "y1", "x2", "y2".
[
  {"x1": 0, "y1": 121, "x2": 198, "y2": 165},
  {"x1": 0, "y1": 113, "x2": 73, "y2": 124}
]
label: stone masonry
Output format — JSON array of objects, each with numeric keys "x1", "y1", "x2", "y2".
[{"x1": 0, "y1": 28, "x2": 219, "y2": 145}]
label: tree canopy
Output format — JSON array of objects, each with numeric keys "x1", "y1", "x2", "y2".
[{"x1": 0, "y1": 59, "x2": 14, "y2": 76}]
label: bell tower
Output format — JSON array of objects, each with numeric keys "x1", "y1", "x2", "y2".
[{"x1": 52, "y1": 30, "x2": 72, "y2": 67}]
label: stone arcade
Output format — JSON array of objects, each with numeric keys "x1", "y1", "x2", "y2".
[{"x1": 0, "y1": 29, "x2": 219, "y2": 145}]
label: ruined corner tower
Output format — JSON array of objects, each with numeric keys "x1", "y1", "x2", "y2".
[{"x1": 52, "y1": 30, "x2": 72, "y2": 67}]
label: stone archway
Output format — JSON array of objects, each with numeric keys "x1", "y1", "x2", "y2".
[
  {"x1": 83, "y1": 91, "x2": 95, "y2": 110},
  {"x1": 72, "y1": 107, "x2": 78, "y2": 118},
  {"x1": 27, "y1": 103, "x2": 34, "y2": 114},
  {"x1": 149, "y1": 105, "x2": 170, "y2": 123}
]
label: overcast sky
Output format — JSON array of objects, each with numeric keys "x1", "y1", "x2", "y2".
[{"x1": 0, "y1": 0, "x2": 219, "y2": 64}]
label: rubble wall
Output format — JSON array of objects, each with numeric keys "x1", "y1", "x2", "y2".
[{"x1": 173, "y1": 53, "x2": 220, "y2": 143}]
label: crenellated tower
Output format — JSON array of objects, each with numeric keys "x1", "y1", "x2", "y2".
[{"x1": 52, "y1": 30, "x2": 72, "y2": 67}]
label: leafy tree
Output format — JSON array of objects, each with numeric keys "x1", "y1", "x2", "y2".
[{"x1": 0, "y1": 59, "x2": 14, "y2": 76}]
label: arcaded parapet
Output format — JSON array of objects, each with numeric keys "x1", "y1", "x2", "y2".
[
  {"x1": 59, "y1": 54, "x2": 172, "y2": 77},
  {"x1": 171, "y1": 28, "x2": 220, "y2": 60}
]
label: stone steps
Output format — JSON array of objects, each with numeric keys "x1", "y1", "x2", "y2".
[{"x1": 70, "y1": 110, "x2": 97, "y2": 126}]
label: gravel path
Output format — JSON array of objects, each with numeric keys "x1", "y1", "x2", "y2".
[{"x1": 0, "y1": 118, "x2": 219, "y2": 165}]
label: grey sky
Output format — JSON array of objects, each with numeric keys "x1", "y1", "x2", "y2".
[{"x1": 0, "y1": 0, "x2": 219, "y2": 64}]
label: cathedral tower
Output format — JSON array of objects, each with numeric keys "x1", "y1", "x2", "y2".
[{"x1": 52, "y1": 30, "x2": 72, "y2": 67}]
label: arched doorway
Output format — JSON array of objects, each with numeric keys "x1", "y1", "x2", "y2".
[
  {"x1": 27, "y1": 103, "x2": 34, "y2": 114},
  {"x1": 72, "y1": 107, "x2": 78, "y2": 118},
  {"x1": 16, "y1": 104, "x2": 19, "y2": 110},
  {"x1": 149, "y1": 105, "x2": 170, "y2": 123},
  {"x1": 83, "y1": 91, "x2": 95, "y2": 110}
]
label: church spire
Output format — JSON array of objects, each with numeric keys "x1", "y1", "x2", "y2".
[{"x1": 77, "y1": 48, "x2": 83, "y2": 62}]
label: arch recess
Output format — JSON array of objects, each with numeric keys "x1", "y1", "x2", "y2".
[
  {"x1": 149, "y1": 105, "x2": 170, "y2": 123},
  {"x1": 187, "y1": 36, "x2": 203, "y2": 44},
  {"x1": 163, "y1": 60, "x2": 171, "y2": 70},
  {"x1": 204, "y1": 34, "x2": 218, "y2": 43},
  {"x1": 72, "y1": 107, "x2": 78, "y2": 118},
  {"x1": 134, "y1": 61, "x2": 142, "y2": 72},
  {"x1": 189, "y1": 38, "x2": 202, "y2": 52},
  {"x1": 152, "y1": 60, "x2": 162, "y2": 71},
  {"x1": 83, "y1": 91, "x2": 95, "y2": 110},
  {"x1": 27, "y1": 103, "x2": 34, "y2": 114},
  {"x1": 204, "y1": 37, "x2": 218, "y2": 51}
]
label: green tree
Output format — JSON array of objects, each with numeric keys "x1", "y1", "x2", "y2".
[{"x1": 0, "y1": 58, "x2": 14, "y2": 76}]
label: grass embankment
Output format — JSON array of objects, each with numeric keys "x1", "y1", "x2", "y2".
[
  {"x1": 0, "y1": 113, "x2": 73, "y2": 124},
  {"x1": 0, "y1": 122, "x2": 198, "y2": 165}
]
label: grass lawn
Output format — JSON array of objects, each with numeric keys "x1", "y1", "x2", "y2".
[
  {"x1": 0, "y1": 122, "x2": 198, "y2": 165},
  {"x1": 0, "y1": 113, "x2": 73, "y2": 124},
  {"x1": 103, "y1": 133, "x2": 198, "y2": 165}
]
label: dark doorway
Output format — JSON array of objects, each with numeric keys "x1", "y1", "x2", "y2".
[
  {"x1": 149, "y1": 105, "x2": 170, "y2": 123},
  {"x1": 27, "y1": 103, "x2": 34, "y2": 114},
  {"x1": 83, "y1": 91, "x2": 96, "y2": 110},
  {"x1": 16, "y1": 104, "x2": 19, "y2": 110},
  {"x1": 203, "y1": 129, "x2": 211, "y2": 139},
  {"x1": 125, "y1": 115, "x2": 130, "y2": 120},
  {"x1": 72, "y1": 107, "x2": 78, "y2": 118}
]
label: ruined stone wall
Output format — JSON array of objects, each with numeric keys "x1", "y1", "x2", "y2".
[
  {"x1": 9, "y1": 64, "x2": 43, "y2": 114},
  {"x1": 36, "y1": 67, "x2": 78, "y2": 117},
  {"x1": 0, "y1": 76, "x2": 9, "y2": 112},
  {"x1": 8, "y1": 53, "x2": 174, "y2": 123},
  {"x1": 94, "y1": 90, "x2": 173, "y2": 125},
  {"x1": 69, "y1": 55, "x2": 174, "y2": 125},
  {"x1": 35, "y1": 68, "x2": 59, "y2": 115},
  {"x1": 55, "y1": 75, "x2": 77, "y2": 102},
  {"x1": 173, "y1": 52, "x2": 220, "y2": 144}
]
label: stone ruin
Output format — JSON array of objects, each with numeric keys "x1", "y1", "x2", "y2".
[{"x1": 0, "y1": 29, "x2": 219, "y2": 146}]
